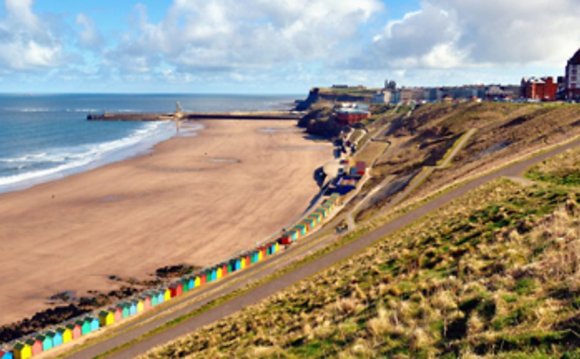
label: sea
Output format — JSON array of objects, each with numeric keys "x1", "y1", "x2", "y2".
[{"x1": 0, "y1": 94, "x2": 296, "y2": 193}]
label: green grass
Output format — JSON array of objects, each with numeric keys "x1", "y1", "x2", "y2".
[{"x1": 526, "y1": 148, "x2": 580, "y2": 187}]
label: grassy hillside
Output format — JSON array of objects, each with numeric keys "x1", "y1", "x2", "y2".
[
  {"x1": 359, "y1": 102, "x2": 580, "y2": 220},
  {"x1": 144, "y1": 149, "x2": 579, "y2": 358}
]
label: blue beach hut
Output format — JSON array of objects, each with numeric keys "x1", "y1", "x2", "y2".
[
  {"x1": 90, "y1": 317, "x2": 100, "y2": 332},
  {"x1": 129, "y1": 302, "x2": 137, "y2": 316}
]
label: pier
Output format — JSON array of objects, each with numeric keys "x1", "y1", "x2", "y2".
[{"x1": 87, "y1": 111, "x2": 302, "y2": 122}]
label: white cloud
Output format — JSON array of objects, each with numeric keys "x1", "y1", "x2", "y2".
[
  {"x1": 353, "y1": 0, "x2": 580, "y2": 70},
  {"x1": 76, "y1": 13, "x2": 103, "y2": 49},
  {"x1": 106, "y1": 0, "x2": 383, "y2": 73},
  {"x1": 0, "y1": 0, "x2": 62, "y2": 70}
]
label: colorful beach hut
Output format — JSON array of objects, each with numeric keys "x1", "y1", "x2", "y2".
[
  {"x1": 311, "y1": 211, "x2": 323, "y2": 223},
  {"x1": 113, "y1": 305, "x2": 123, "y2": 321},
  {"x1": 150, "y1": 292, "x2": 159, "y2": 307},
  {"x1": 42, "y1": 332, "x2": 54, "y2": 351},
  {"x1": 91, "y1": 317, "x2": 100, "y2": 332},
  {"x1": 120, "y1": 303, "x2": 130, "y2": 319},
  {"x1": 296, "y1": 223, "x2": 307, "y2": 236},
  {"x1": 81, "y1": 318, "x2": 92, "y2": 335},
  {"x1": 187, "y1": 277, "x2": 195, "y2": 291},
  {"x1": 155, "y1": 289, "x2": 165, "y2": 305},
  {"x1": 290, "y1": 228, "x2": 300, "y2": 241},
  {"x1": 60, "y1": 326, "x2": 73, "y2": 344},
  {"x1": 169, "y1": 284, "x2": 178, "y2": 298},
  {"x1": 1, "y1": 349, "x2": 13, "y2": 359},
  {"x1": 222, "y1": 263, "x2": 229, "y2": 277},
  {"x1": 143, "y1": 293, "x2": 152, "y2": 310},
  {"x1": 52, "y1": 329, "x2": 63, "y2": 347},
  {"x1": 31, "y1": 337, "x2": 43, "y2": 356},
  {"x1": 163, "y1": 288, "x2": 171, "y2": 302},
  {"x1": 99, "y1": 310, "x2": 114, "y2": 327},
  {"x1": 180, "y1": 278, "x2": 189, "y2": 293},
  {"x1": 137, "y1": 299, "x2": 145, "y2": 313},
  {"x1": 129, "y1": 301, "x2": 137, "y2": 316},
  {"x1": 68, "y1": 322, "x2": 82, "y2": 340},
  {"x1": 12, "y1": 342, "x2": 31, "y2": 359}
]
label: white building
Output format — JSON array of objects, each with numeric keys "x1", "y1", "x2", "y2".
[
  {"x1": 371, "y1": 90, "x2": 392, "y2": 104},
  {"x1": 565, "y1": 48, "x2": 580, "y2": 100}
]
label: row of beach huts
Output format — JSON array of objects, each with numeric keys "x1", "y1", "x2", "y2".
[{"x1": 0, "y1": 194, "x2": 341, "y2": 359}]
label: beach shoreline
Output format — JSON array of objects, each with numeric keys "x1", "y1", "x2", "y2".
[{"x1": 0, "y1": 119, "x2": 332, "y2": 328}]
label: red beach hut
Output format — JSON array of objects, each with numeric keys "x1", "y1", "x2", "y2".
[{"x1": 30, "y1": 337, "x2": 43, "y2": 356}]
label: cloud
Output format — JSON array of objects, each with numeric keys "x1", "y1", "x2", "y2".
[
  {"x1": 76, "y1": 13, "x2": 103, "y2": 49},
  {"x1": 105, "y1": 0, "x2": 383, "y2": 74},
  {"x1": 0, "y1": 0, "x2": 63, "y2": 70},
  {"x1": 352, "y1": 0, "x2": 580, "y2": 70}
]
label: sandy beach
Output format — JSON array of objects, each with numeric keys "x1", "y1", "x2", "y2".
[{"x1": 0, "y1": 120, "x2": 331, "y2": 326}]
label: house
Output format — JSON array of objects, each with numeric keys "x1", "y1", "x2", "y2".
[
  {"x1": 520, "y1": 76, "x2": 558, "y2": 101},
  {"x1": 565, "y1": 48, "x2": 580, "y2": 100},
  {"x1": 372, "y1": 90, "x2": 392, "y2": 104},
  {"x1": 335, "y1": 103, "x2": 371, "y2": 125}
]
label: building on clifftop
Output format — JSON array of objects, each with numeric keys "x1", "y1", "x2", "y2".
[
  {"x1": 520, "y1": 76, "x2": 558, "y2": 101},
  {"x1": 565, "y1": 48, "x2": 580, "y2": 100}
]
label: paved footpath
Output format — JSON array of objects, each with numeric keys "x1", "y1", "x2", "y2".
[{"x1": 69, "y1": 137, "x2": 580, "y2": 359}]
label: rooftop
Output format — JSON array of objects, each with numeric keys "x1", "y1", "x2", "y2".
[{"x1": 568, "y1": 48, "x2": 580, "y2": 65}]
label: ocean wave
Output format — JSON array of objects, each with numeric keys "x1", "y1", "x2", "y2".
[
  {"x1": 0, "y1": 121, "x2": 197, "y2": 191},
  {"x1": 3, "y1": 107, "x2": 53, "y2": 113}
]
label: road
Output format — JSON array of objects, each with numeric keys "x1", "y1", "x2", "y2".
[{"x1": 68, "y1": 137, "x2": 579, "y2": 359}]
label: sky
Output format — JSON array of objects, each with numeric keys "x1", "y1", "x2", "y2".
[{"x1": 0, "y1": 0, "x2": 578, "y2": 94}]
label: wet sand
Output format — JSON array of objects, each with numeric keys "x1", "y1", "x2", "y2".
[{"x1": 0, "y1": 120, "x2": 332, "y2": 326}]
